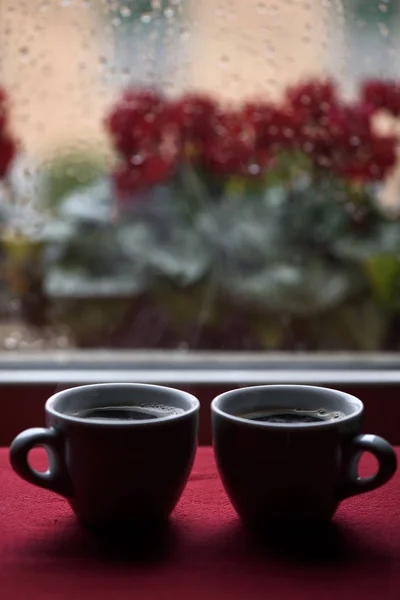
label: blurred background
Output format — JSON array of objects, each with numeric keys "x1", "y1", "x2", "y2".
[{"x1": 0, "y1": 0, "x2": 400, "y2": 354}]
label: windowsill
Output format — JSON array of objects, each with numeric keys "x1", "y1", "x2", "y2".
[
  {"x1": 0, "y1": 351, "x2": 400, "y2": 447},
  {"x1": 0, "y1": 350, "x2": 400, "y2": 385}
]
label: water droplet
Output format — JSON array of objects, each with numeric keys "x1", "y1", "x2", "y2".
[
  {"x1": 131, "y1": 153, "x2": 144, "y2": 165},
  {"x1": 120, "y1": 5, "x2": 132, "y2": 17},
  {"x1": 18, "y1": 46, "x2": 30, "y2": 63},
  {"x1": 163, "y1": 7, "x2": 175, "y2": 19},
  {"x1": 4, "y1": 335, "x2": 18, "y2": 350},
  {"x1": 180, "y1": 28, "x2": 191, "y2": 41},
  {"x1": 56, "y1": 335, "x2": 70, "y2": 349},
  {"x1": 41, "y1": 64, "x2": 53, "y2": 76},
  {"x1": 303, "y1": 141, "x2": 314, "y2": 154},
  {"x1": 248, "y1": 163, "x2": 261, "y2": 175},
  {"x1": 378, "y1": 22, "x2": 389, "y2": 37},
  {"x1": 220, "y1": 54, "x2": 230, "y2": 66},
  {"x1": 257, "y1": 1, "x2": 267, "y2": 14},
  {"x1": 141, "y1": 12, "x2": 152, "y2": 24},
  {"x1": 151, "y1": 0, "x2": 162, "y2": 9}
]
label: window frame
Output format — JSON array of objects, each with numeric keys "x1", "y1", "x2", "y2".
[{"x1": 1, "y1": 350, "x2": 400, "y2": 385}]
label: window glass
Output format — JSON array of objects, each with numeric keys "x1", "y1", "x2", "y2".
[{"x1": 0, "y1": 0, "x2": 400, "y2": 352}]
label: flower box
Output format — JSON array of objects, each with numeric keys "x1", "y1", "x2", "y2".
[{"x1": 5, "y1": 78, "x2": 400, "y2": 352}]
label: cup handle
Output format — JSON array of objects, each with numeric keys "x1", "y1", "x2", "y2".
[
  {"x1": 9, "y1": 428, "x2": 73, "y2": 497},
  {"x1": 341, "y1": 434, "x2": 397, "y2": 499}
]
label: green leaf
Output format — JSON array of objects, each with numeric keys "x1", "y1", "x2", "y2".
[
  {"x1": 305, "y1": 300, "x2": 388, "y2": 351},
  {"x1": 364, "y1": 254, "x2": 400, "y2": 310},
  {"x1": 41, "y1": 151, "x2": 107, "y2": 209},
  {"x1": 220, "y1": 257, "x2": 360, "y2": 316},
  {"x1": 251, "y1": 314, "x2": 287, "y2": 350},
  {"x1": 57, "y1": 179, "x2": 114, "y2": 224},
  {"x1": 265, "y1": 150, "x2": 314, "y2": 186},
  {"x1": 151, "y1": 281, "x2": 220, "y2": 329},
  {"x1": 349, "y1": 0, "x2": 399, "y2": 25},
  {"x1": 49, "y1": 297, "x2": 133, "y2": 346}
]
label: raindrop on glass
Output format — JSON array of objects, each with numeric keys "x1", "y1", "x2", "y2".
[
  {"x1": 4, "y1": 335, "x2": 19, "y2": 350},
  {"x1": 120, "y1": 5, "x2": 132, "y2": 18},
  {"x1": 257, "y1": 2, "x2": 267, "y2": 14},
  {"x1": 248, "y1": 164, "x2": 261, "y2": 175},
  {"x1": 56, "y1": 335, "x2": 70, "y2": 349},
  {"x1": 378, "y1": 22, "x2": 389, "y2": 37},
  {"x1": 131, "y1": 153, "x2": 144, "y2": 166},
  {"x1": 180, "y1": 28, "x2": 191, "y2": 41},
  {"x1": 141, "y1": 12, "x2": 152, "y2": 24},
  {"x1": 163, "y1": 7, "x2": 175, "y2": 19},
  {"x1": 18, "y1": 46, "x2": 30, "y2": 63}
]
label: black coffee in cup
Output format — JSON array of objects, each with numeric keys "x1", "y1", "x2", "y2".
[
  {"x1": 212, "y1": 385, "x2": 397, "y2": 525},
  {"x1": 239, "y1": 408, "x2": 345, "y2": 424},
  {"x1": 10, "y1": 383, "x2": 200, "y2": 528},
  {"x1": 72, "y1": 404, "x2": 185, "y2": 421}
]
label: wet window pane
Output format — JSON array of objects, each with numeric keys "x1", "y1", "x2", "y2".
[{"x1": 0, "y1": 0, "x2": 400, "y2": 352}]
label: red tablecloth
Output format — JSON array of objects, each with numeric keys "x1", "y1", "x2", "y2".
[{"x1": 1, "y1": 447, "x2": 400, "y2": 599}]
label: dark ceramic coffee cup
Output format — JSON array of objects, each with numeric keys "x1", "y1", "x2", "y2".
[
  {"x1": 10, "y1": 383, "x2": 199, "y2": 528},
  {"x1": 212, "y1": 385, "x2": 397, "y2": 526}
]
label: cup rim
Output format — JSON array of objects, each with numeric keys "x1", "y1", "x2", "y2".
[
  {"x1": 46, "y1": 383, "x2": 200, "y2": 426},
  {"x1": 211, "y1": 384, "x2": 363, "y2": 429}
]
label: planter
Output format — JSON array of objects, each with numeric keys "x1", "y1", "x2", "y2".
[
  {"x1": 22, "y1": 285, "x2": 392, "y2": 351},
  {"x1": 1, "y1": 232, "x2": 396, "y2": 351},
  {"x1": 2, "y1": 233, "x2": 49, "y2": 328},
  {"x1": 6, "y1": 79, "x2": 400, "y2": 352}
]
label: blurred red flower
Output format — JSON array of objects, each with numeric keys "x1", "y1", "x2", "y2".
[
  {"x1": 106, "y1": 89, "x2": 182, "y2": 196},
  {"x1": 326, "y1": 104, "x2": 397, "y2": 181},
  {"x1": 244, "y1": 102, "x2": 303, "y2": 152},
  {"x1": 202, "y1": 110, "x2": 258, "y2": 176},
  {"x1": 106, "y1": 89, "x2": 180, "y2": 160},
  {"x1": 285, "y1": 78, "x2": 339, "y2": 124},
  {"x1": 113, "y1": 154, "x2": 176, "y2": 200},
  {"x1": 171, "y1": 94, "x2": 219, "y2": 146},
  {"x1": 0, "y1": 88, "x2": 16, "y2": 179},
  {"x1": 106, "y1": 79, "x2": 399, "y2": 195},
  {"x1": 362, "y1": 80, "x2": 400, "y2": 116}
]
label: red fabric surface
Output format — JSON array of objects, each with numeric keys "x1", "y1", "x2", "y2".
[{"x1": 1, "y1": 447, "x2": 400, "y2": 599}]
